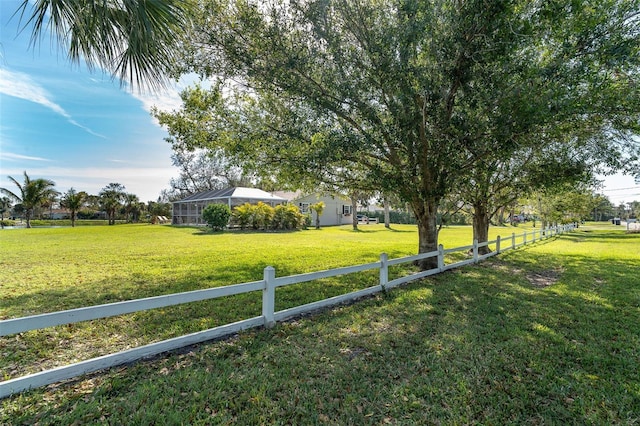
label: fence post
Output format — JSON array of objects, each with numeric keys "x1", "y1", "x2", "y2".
[
  {"x1": 438, "y1": 244, "x2": 445, "y2": 271},
  {"x1": 473, "y1": 239, "x2": 479, "y2": 262},
  {"x1": 263, "y1": 266, "x2": 276, "y2": 328},
  {"x1": 512, "y1": 232, "x2": 516, "y2": 250},
  {"x1": 379, "y1": 253, "x2": 388, "y2": 291},
  {"x1": 496, "y1": 235, "x2": 501, "y2": 254},
  {"x1": 532, "y1": 229, "x2": 536, "y2": 243},
  {"x1": 523, "y1": 232, "x2": 527, "y2": 245}
]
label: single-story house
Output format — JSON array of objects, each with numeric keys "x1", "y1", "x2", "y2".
[
  {"x1": 172, "y1": 187, "x2": 287, "y2": 225},
  {"x1": 42, "y1": 208, "x2": 71, "y2": 220},
  {"x1": 293, "y1": 193, "x2": 354, "y2": 227}
]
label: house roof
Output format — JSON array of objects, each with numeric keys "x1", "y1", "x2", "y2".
[{"x1": 174, "y1": 187, "x2": 287, "y2": 203}]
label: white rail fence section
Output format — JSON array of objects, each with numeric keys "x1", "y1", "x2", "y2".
[{"x1": 0, "y1": 225, "x2": 575, "y2": 398}]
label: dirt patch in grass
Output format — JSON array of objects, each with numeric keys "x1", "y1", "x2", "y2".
[
  {"x1": 526, "y1": 269, "x2": 561, "y2": 288},
  {"x1": 480, "y1": 259, "x2": 562, "y2": 288}
]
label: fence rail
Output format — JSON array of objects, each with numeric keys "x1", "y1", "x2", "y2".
[{"x1": 0, "y1": 224, "x2": 574, "y2": 398}]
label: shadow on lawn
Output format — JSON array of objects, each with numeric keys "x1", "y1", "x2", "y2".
[
  {"x1": 560, "y1": 230, "x2": 640, "y2": 242},
  {"x1": 3, "y1": 232, "x2": 639, "y2": 424},
  {"x1": 348, "y1": 254, "x2": 640, "y2": 423},
  {"x1": 6, "y1": 250, "x2": 638, "y2": 425},
  {"x1": 0, "y1": 257, "x2": 381, "y2": 381}
]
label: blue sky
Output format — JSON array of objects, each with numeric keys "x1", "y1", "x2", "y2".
[
  {"x1": 1, "y1": 0, "x2": 638, "y2": 205},
  {"x1": 0, "y1": 0, "x2": 185, "y2": 202}
]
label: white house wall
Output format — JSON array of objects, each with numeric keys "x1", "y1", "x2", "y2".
[{"x1": 294, "y1": 194, "x2": 353, "y2": 227}]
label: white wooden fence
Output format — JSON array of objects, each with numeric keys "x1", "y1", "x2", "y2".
[{"x1": 0, "y1": 224, "x2": 574, "y2": 398}]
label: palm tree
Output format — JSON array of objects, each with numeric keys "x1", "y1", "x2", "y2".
[
  {"x1": 60, "y1": 188, "x2": 87, "y2": 227},
  {"x1": 16, "y1": 0, "x2": 192, "y2": 91},
  {"x1": 99, "y1": 183, "x2": 126, "y2": 225},
  {"x1": 309, "y1": 202, "x2": 325, "y2": 229},
  {"x1": 0, "y1": 171, "x2": 58, "y2": 228},
  {"x1": 0, "y1": 196, "x2": 12, "y2": 228},
  {"x1": 123, "y1": 193, "x2": 140, "y2": 223}
]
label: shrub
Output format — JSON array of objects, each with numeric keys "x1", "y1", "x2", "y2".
[
  {"x1": 230, "y1": 203, "x2": 307, "y2": 231},
  {"x1": 252, "y1": 202, "x2": 274, "y2": 230},
  {"x1": 272, "y1": 204, "x2": 306, "y2": 230},
  {"x1": 202, "y1": 203, "x2": 231, "y2": 231}
]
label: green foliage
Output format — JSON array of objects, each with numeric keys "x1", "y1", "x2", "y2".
[
  {"x1": 232, "y1": 203, "x2": 306, "y2": 230},
  {"x1": 230, "y1": 203, "x2": 253, "y2": 230},
  {"x1": 0, "y1": 171, "x2": 58, "y2": 228},
  {"x1": 251, "y1": 202, "x2": 273, "y2": 230},
  {"x1": 152, "y1": 0, "x2": 640, "y2": 270},
  {"x1": 99, "y1": 183, "x2": 126, "y2": 225},
  {"x1": 147, "y1": 201, "x2": 172, "y2": 218},
  {"x1": 525, "y1": 187, "x2": 608, "y2": 227},
  {"x1": 15, "y1": 0, "x2": 193, "y2": 91},
  {"x1": 60, "y1": 188, "x2": 87, "y2": 227},
  {"x1": 309, "y1": 201, "x2": 325, "y2": 229},
  {"x1": 271, "y1": 204, "x2": 306, "y2": 230},
  {"x1": 201, "y1": 203, "x2": 231, "y2": 231},
  {"x1": 0, "y1": 196, "x2": 12, "y2": 217}
]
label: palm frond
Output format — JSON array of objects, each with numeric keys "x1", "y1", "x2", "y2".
[{"x1": 16, "y1": 0, "x2": 192, "y2": 92}]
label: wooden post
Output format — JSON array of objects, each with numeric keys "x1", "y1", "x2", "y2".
[
  {"x1": 263, "y1": 266, "x2": 276, "y2": 328},
  {"x1": 523, "y1": 232, "x2": 527, "y2": 245},
  {"x1": 438, "y1": 244, "x2": 445, "y2": 271},
  {"x1": 532, "y1": 229, "x2": 536, "y2": 243},
  {"x1": 379, "y1": 253, "x2": 388, "y2": 291},
  {"x1": 512, "y1": 233, "x2": 516, "y2": 250},
  {"x1": 496, "y1": 235, "x2": 501, "y2": 254},
  {"x1": 473, "y1": 239, "x2": 479, "y2": 263}
]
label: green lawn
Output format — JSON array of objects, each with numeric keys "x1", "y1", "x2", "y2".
[{"x1": 1, "y1": 223, "x2": 639, "y2": 424}]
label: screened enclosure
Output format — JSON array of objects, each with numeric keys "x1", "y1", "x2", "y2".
[{"x1": 172, "y1": 187, "x2": 288, "y2": 225}]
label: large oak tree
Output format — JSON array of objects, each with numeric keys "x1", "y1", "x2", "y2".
[{"x1": 168, "y1": 0, "x2": 639, "y2": 268}]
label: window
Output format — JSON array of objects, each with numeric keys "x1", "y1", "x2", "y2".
[
  {"x1": 342, "y1": 205, "x2": 352, "y2": 215},
  {"x1": 299, "y1": 203, "x2": 310, "y2": 213}
]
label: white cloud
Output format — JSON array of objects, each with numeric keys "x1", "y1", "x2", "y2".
[
  {"x1": 1, "y1": 164, "x2": 177, "y2": 201},
  {"x1": 0, "y1": 152, "x2": 53, "y2": 162},
  {"x1": 0, "y1": 67, "x2": 106, "y2": 138}
]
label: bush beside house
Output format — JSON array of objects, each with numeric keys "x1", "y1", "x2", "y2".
[
  {"x1": 231, "y1": 202, "x2": 307, "y2": 230},
  {"x1": 202, "y1": 204, "x2": 232, "y2": 231}
]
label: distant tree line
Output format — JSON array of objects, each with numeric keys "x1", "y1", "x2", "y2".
[{"x1": 0, "y1": 172, "x2": 172, "y2": 228}]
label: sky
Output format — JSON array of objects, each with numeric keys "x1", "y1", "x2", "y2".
[
  {"x1": 0, "y1": 0, "x2": 187, "y2": 202},
  {"x1": 1, "y1": 0, "x2": 639, "y2": 205}
]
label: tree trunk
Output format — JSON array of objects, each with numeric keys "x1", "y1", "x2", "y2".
[
  {"x1": 497, "y1": 206, "x2": 505, "y2": 225},
  {"x1": 412, "y1": 198, "x2": 439, "y2": 271},
  {"x1": 25, "y1": 209, "x2": 32, "y2": 228},
  {"x1": 472, "y1": 201, "x2": 491, "y2": 255},
  {"x1": 351, "y1": 197, "x2": 358, "y2": 231},
  {"x1": 384, "y1": 198, "x2": 390, "y2": 228}
]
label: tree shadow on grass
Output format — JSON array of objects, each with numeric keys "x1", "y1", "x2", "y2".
[
  {"x1": 339, "y1": 226, "x2": 415, "y2": 234},
  {"x1": 5, "y1": 250, "x2": 639, "y2": 424},
  {"x1": 4, "y1": 231, "x2": 639, "y2": 424}
]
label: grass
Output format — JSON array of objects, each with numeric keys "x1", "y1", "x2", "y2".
[{"x1": 1, "y1": 222, "x2": 639, "y2": 424}]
